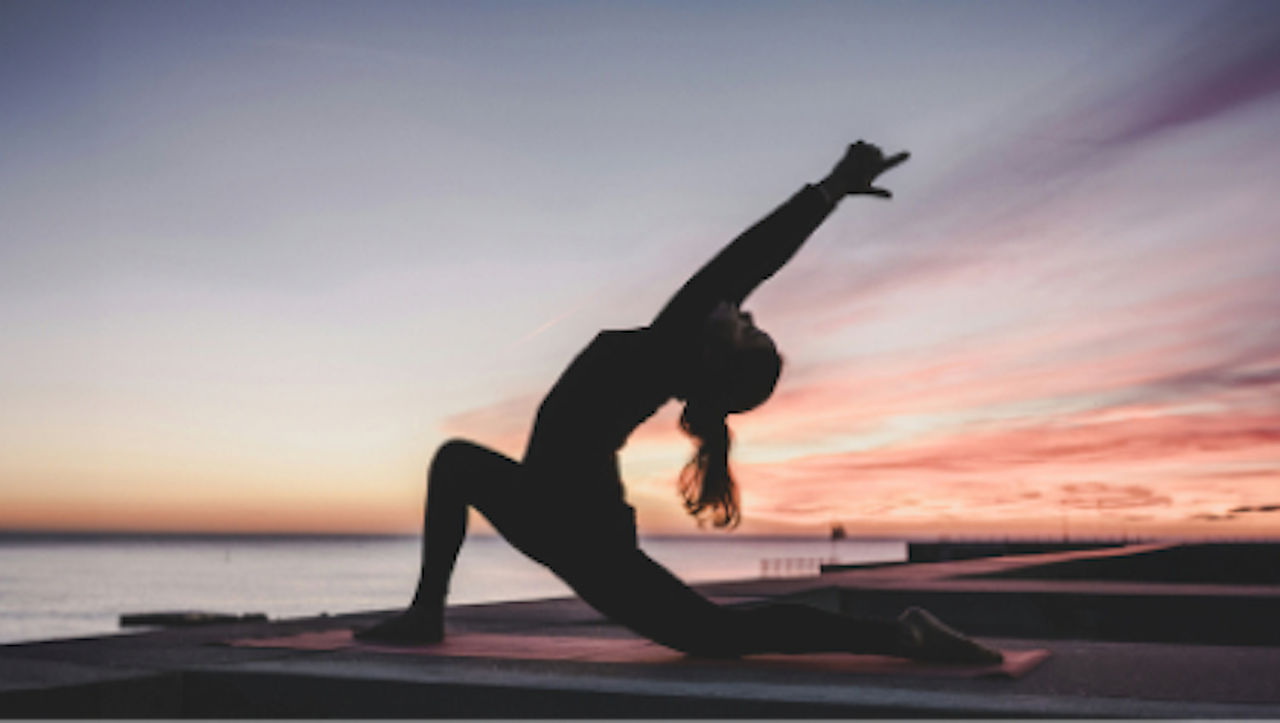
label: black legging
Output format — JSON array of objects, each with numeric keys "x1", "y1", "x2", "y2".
[{"x1": 409, "y1": 439, "x2": 901, "y2": 657}]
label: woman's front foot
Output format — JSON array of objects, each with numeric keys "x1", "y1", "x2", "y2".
[
  {"x1": 355, "y1": 604, "x2": 444, "y2": 645},
  {"x1": 896, "y1": 607, "x2": 1003, "y2": 664}
]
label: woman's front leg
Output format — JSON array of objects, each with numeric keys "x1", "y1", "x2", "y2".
[{"x1": 356, "y1": 439, "x2": 522, "y2": 644}]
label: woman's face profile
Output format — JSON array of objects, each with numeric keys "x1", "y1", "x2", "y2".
[
  {"x1": 704, "y1": 301, "x2": 773, "y2": 354},
  {"x1": 700, "y1": 302, "x2": 781, "y2": 413}
]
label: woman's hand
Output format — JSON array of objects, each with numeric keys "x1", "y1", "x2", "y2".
[{"x1": 819, "y1": 140, "x2": 910, "y2": 200}]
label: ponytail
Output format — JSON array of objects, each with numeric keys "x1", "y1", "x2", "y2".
[{"x1": 678, "y1": 403, "x2": 740, "y2": 528}]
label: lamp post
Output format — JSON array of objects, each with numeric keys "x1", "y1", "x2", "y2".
[{"x1": 829, "y1": 521, "x2": 846, "y2": 564}]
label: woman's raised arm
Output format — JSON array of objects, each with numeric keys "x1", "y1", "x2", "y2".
[{"x1": 649, "y1": 141, "x2": 909, "y2": 341}]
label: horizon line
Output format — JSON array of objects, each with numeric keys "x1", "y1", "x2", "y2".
[{"x1": 2, "y1": 528, "x2": 1278, "y2": 545}]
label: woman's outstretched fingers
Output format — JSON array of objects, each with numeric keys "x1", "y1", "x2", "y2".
[
  {"x1": 882, "y1": 150, "x2": 910, "y2": 170},
  {"x1": 866, "y1": 149, "x2": 910, "y2": 198},
  {"x1": 829, "y1": 141, "x2": 911, "y2": 199}
]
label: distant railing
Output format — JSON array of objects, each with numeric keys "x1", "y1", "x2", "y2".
[{"x1": 759, "y1": 557, "x2": 834, "y2": 577}]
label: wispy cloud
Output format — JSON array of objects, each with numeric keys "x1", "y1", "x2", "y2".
[
  {"x1": 437, "y1": 394, "x2": 540, "y2": 459},
  {"x1": 734, "y1": 395, "x2": 1280, "y2": 531},
  {"x1": 1084, "y1": 3, "x2": 1280, "y2": 148}
]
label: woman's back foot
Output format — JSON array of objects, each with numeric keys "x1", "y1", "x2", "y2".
[
  {"x1": 896, "y1": 607, "x2": 1003, "y2": 664},
  {"x1": 354, "y1": 605, "x2": 444, "y2": 645}
]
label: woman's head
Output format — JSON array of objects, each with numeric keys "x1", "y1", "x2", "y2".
[
  {"x1": 695, "y1": 302, "x2": 783, "y2": 414},
  {"x1": 676, "y1": 302, "x2": 784, "y2": 528}
]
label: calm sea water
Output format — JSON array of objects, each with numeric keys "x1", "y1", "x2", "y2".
[{"x1": 0, "y1": 535, "x2": 904, "y2": 645}]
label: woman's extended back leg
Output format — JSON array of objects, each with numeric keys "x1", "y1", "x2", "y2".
[{"x1": 568, "y1": 551, "x2": 997, "y2": 661}]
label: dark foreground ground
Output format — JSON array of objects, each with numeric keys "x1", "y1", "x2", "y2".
[{"x1": 2, "y1": 542, "x2": 1279, "y2": 718}]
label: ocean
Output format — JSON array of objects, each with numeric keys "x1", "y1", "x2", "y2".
[{"x1": 0, "y1": 534, "x2": 905, "y2": 645}]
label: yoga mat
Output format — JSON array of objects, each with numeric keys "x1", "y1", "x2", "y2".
[{"x1": 228, "y1": 628, "x2": 1050, "y2": 679}]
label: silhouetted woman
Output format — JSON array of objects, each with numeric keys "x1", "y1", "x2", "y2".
[{"x1": 359, "y1": 141, "x2": 1001, "y2": 663}]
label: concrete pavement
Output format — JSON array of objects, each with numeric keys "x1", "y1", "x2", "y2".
[{"x1": 3, "y1": 542, "x2": 1279, "y2": 717}]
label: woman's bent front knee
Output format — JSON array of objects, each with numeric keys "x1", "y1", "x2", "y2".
[
  {"x1": 426, "y1": 438, "x2": 526, "y2": 530},
  {"x1": 430, "y1": 438, "x2": 517, "y2": 485},
  {"x1": 430, "y1": 439, "x2": 478, "y2": 478}
]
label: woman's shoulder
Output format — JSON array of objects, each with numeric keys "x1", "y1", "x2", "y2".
[
  {"x1": 600, "y1": 325, "x2": 680, "y2": 354},
  {"x1": 595, "y1": 325, "x2": 656, "y2": 343},
  {"x1": 583, "y1": 327, "x2": 678, "y2": 374}
]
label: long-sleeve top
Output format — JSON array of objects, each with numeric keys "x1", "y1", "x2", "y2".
[{"x1": 520, "y1": 184, "x2": 836, "y2": 542}]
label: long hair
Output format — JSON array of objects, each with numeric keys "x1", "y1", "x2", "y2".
[
  {"x1": 677, "y1": 343, "x2": 782, "y2": 528},
  {"x1": 678, "y1": 403, "x2": 740, "y2": 528}
]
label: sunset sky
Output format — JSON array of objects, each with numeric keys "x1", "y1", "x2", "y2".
[{"x1": 3, "y1": 0, "x2": 1278, "y2": 539}]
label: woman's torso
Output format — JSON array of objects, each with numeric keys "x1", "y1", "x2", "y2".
[{"x1": 520, "y1": 327, "x2": 676, "y2": 528}]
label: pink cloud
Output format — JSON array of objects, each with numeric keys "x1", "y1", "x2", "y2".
[{"x1": 735, "y1": 400, "x2": 1280, "y2": 532}]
